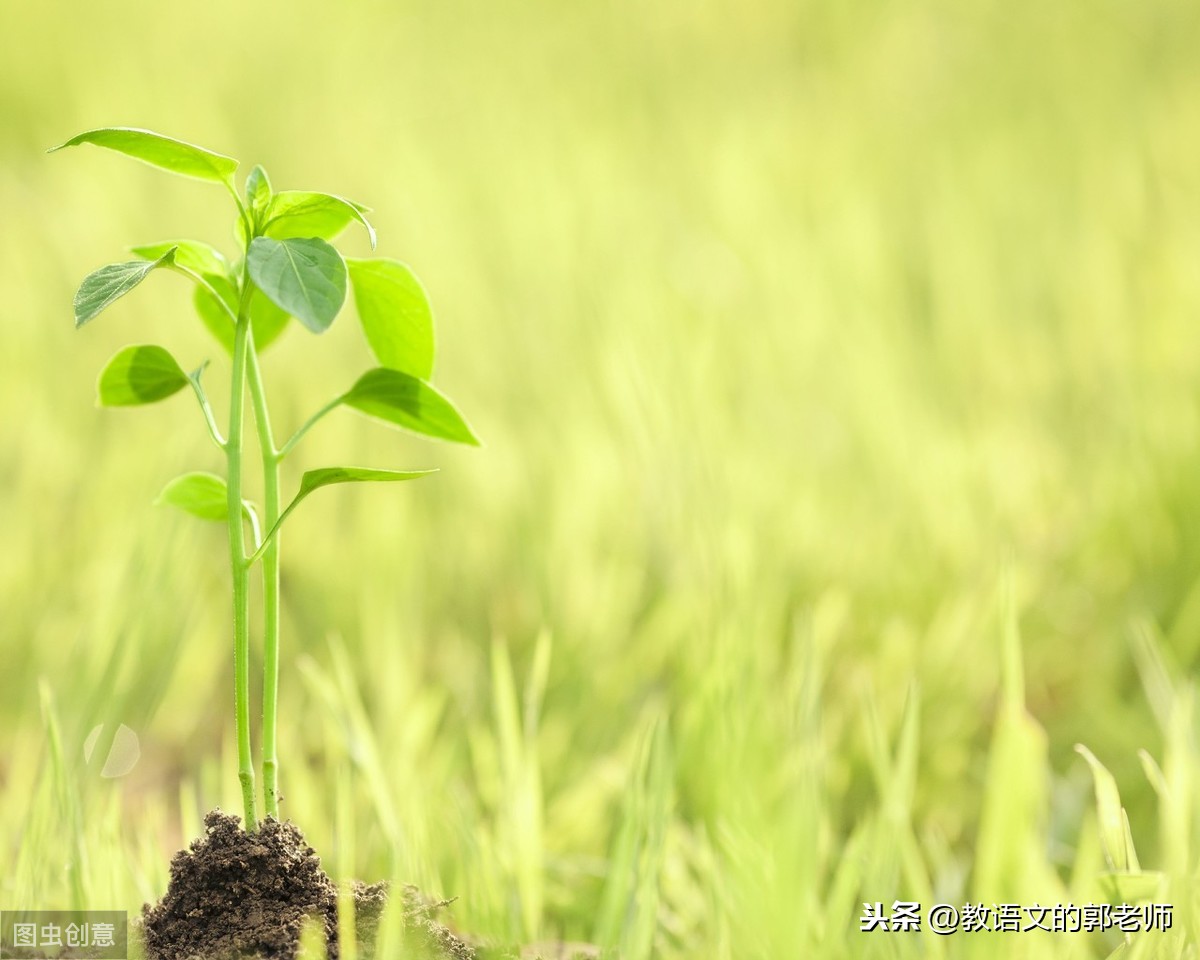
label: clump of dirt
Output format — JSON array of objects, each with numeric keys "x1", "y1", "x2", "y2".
[{"x1": 141, "y1": 809, "x2": 475, "y2": 959}]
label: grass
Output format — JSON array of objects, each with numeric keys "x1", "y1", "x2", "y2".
[{"x1": 2, "y1": 0, "x2": 1200, "y2": 956}]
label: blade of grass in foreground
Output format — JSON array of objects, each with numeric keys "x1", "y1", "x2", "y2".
[
  {"x1": 41, "y1": 682, "x2": 89, "y2": 912},
  {"x1": 593, "y1": 712, "x2": 671, "y2": 960},
  {"x1": 491, "y1": 635, "x2": 549, "y2": 943},
  {"x1": 972, "y1": 584, "x2": 1058, "y2": 904}
]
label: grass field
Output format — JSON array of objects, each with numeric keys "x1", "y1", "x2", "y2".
[{"x1": 3, "y1": 0, "x2": 1200, "y2": 956}]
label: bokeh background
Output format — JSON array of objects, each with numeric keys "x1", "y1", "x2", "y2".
[{"x1": 3, "y1": 1, "x2": 1200, "y2": 956}]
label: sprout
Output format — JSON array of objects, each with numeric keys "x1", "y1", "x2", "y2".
[{"x1": 54, "y1": 127, "x2": 480, "y2": 829}]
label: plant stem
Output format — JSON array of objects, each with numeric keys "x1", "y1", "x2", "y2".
[
  {"x1": 247, "y1": 343, "x2": 282, "y2": 819},
  {"x1": 228, "y1": 280, "x2": 258, "y2": 831}
]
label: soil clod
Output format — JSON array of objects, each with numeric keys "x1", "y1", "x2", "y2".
[{"x1": 141, "y1": 809, "x2": 474, "y2": 959}]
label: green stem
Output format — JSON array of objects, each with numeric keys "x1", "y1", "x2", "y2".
[
  {"x1": 228, "y1": 279, "x2": 258, "y2": 831},
  {"x1": 247, "y1": 344, "x2": 282, "y2": 819}
]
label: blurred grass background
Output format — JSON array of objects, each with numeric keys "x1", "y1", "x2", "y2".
[{"x1": 3, "y1": 0, "x2": 1200, "y2": 956}]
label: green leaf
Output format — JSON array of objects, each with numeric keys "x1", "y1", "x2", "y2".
[
  {"x1": 346, "y1": 258, "x2": 434, "y2": 378},
  {"x1": 155, "y1": 472, "x2": 229, "y2": 521},
  {"x1": 254, "y1": 467, "x2": 434, "y2": 559},
  {"x1": 132, "y1": 240, "x2": 229, "y2": 279},
  {"x1": 193, "y1": 278, "x2": 290, "y2": 354},
  {"x1": 247, "y1": 237, "x2": 347, "y2": 334},
  {"x1": 155, "y1": 472, "x2": 259, "y2": 529},
  {"x1": 343, "y1": 368, "x2": 480, "y2": 445},
  {"x1": 264, "y1": 191, "x2": 376, "y2": 249},
  {"x1": 50, "y1": 127, "x2": 238, "y2": 183},
  {"x1": 245, "y1": 165, "x2": 273, "y2": 225},
  {"x1": 74, "y1": 249, "x2": 176, "y2": 328},
  {"x1": 96, "y1": 344, "x2": 189, "y2": 406},
  {"x1": 298, "y1": 466, "x2": 436, "y2": 498}
]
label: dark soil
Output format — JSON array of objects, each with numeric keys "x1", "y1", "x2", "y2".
[{"x1": 140, "y1": 810, "x2": 475, "y2": 959}]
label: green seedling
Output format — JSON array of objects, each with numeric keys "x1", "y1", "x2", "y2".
[{"x1": 53, "y1": 127, "x2": 480, "y2": 830}]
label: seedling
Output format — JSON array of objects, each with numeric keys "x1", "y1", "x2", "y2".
[{"x1": 53, "y1": 127, "x2": 479, "y2": 830}]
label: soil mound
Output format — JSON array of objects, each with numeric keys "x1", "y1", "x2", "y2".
[{"x1": 141, "y1": 809, "x2": 474, "y2": 959}]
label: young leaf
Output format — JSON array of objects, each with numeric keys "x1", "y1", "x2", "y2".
[
  {"x1": 245, "y1": 165, "x2": 273, "y2": 226},
  {"x1": 132, "y1": 240, "x2": 229, "y2": 279},
  {"x1": 156, "y1": 472, "x2": 259, "y2": 528},
  {"x1": 247, "y1": 237, "x2": 347, "y2": 334},
  {"x1": 346, "y1": 258, "x2": 434, "y2": 378},
  {"x1": 298, "y1": 466, "x2": 436, "y2": 498},
  {"x1": 156, "y1": 472, "x2": 229, "y2": 521},
  {"x1": 74, "y1": 248, "x2": 176, "y2": 328},
  {"x1": 264, "y1": 191, "x2": 376, "y2": 248},
  {"x1": 50, "y1": 128, "x2": 238, "y2": 183},
  {"x1": 343, "y1": 368, "x2": 480, "y2": 445},
  {"x1": 96, "y1": 344, "x2": 189, "y2": 406},
  {"x1": 252, "y1": 467, "x2": 435, "y2": 563}
]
